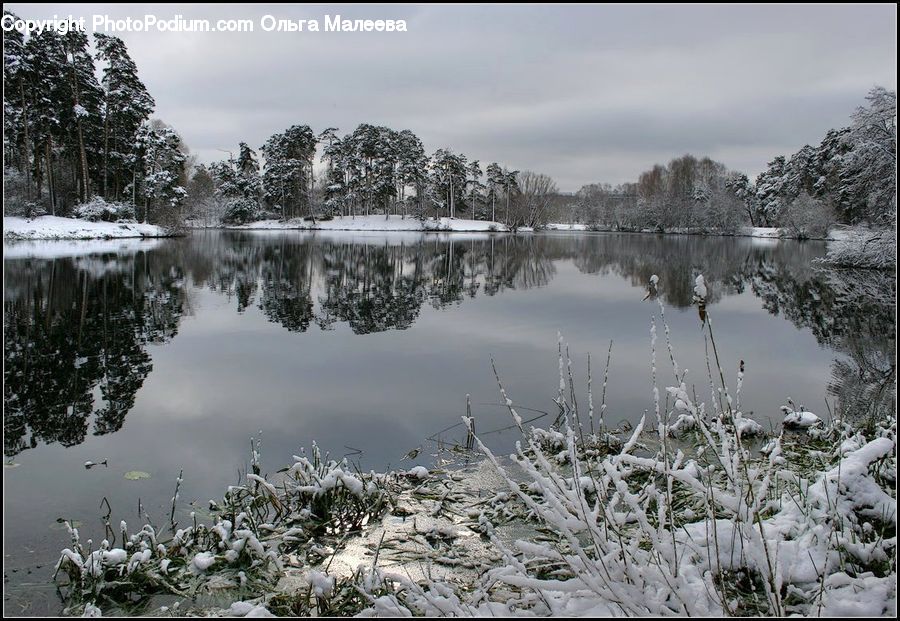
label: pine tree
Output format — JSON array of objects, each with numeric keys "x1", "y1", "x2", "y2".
[
  {"x1": 60, "y1": 26, "x2": 104, "y2": 201},
  {"x1": 133, "y1": 121, "x2": 187, "y2": 223},
  {"x1": 24, "y1": 30, "x2": 69, "y2": 213},
  {"x1": 395, "y1": 129, "x2": 427, "y2": 218},
  {"x1": 261, "y1": 125, "x2": 317, "y2": 219},
  {"x1": 3, "y1": 11, "x2": 30, "y2": 190},
  {"x1": 466, "y1": 160, "x2": 485, "y2": 219},
  {"x1": 428, "y1": 149, "x2": 468, "y2": 218},
  {"x1": 485, "y1": 163, "x2": 505, "y2": 223},
  {"x1": 94, "y1": 34, "x2": 154, "y2": 200}
]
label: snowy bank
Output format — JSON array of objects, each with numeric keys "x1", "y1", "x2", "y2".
[
  {"x1": 818, "y1": 226, "x2": 896, "y2": 270},
  {"x1": 542, "y1": 224, "x2": 849, "y2": 240},
  {"x1": 226, "y1": 215, "x2": 511, "y2": 233},
  {"x1": 3, "y1": 216, "x2": 170, "y2": 241}
]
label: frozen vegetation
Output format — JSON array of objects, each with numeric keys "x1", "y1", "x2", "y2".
[
  {"x1": 52, "y1": 273, "x2": 896, "y2": 617},
  {"x1": 818, "y1": 227, "x2": 897, "y2": 270}
]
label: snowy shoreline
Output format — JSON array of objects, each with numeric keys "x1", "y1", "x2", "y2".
[
  {"x1": 3, "y1": 216, "x2": 173, "y2": 241},
  {"x1": 544, "y1": 222, "x2": 851, "y2": 241},
  {"x1": 2, "y1": 214, "x2": 856, "y2": 244},
  {"x1": 203, "y1": 216, "x2": 849, "y2": 241},
  {"x1": 220, "y1": 215, "x2": 515, "y2": 233}
]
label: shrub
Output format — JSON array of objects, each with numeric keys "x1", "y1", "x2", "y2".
[
  {"x1": 782, "y1": 192, "x2": 835, "y2": 239},
  {"x1": 818, "y1": 227, "x2": 897, "y2": 270},
  {"x1": 3, "y1": 168, "x2": 50, "y2": 217},
  {"x1": 222, "y1": 198, "x2": 261, "y2": 225},
  {"x1": 72, "y1": 197, "x2": 136, "y2": 222}
]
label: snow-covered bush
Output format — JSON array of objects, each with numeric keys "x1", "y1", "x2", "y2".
[
  {"x1": 781, "y1": 192, "x2": 835, "y2": 239},
  {"x1": 54, "y1": 439, "x2": 390, "y2": 613},
  {"x1": 72, "y1": 197, "x2": 136, "y2": 223},
  {"x1": 222, "y1": 197, "x2": 262, "y2": 225},
  {"x1": 819, "y1": 227, "x2": 897, "y2": 270},
  {"x1": 3, "y1": 168, "x2": 49, "y2": 217}
]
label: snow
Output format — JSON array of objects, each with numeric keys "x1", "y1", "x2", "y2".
[
  {"x1": 190, "y1": 551, "x2": 217, "y2": 574},
  {"x1": 81, "y1": 603, "x2": 102, "y2": 617},
  {"x1": 407, "y1": 466, "x2": 430, "y2": 480},
  {"x1": 540, "y1": 224, "x2": 849, "y2": 240},
  {"x1": 693, "y1": 275, "x2": 707, "y2": 301},
  {"x1": 227, "y1": 602, "x2": 275, "y2": 617},
  {"x1": 781, "y1": 405, "x2": 822, "y2": 429},
  {"x1": 4, "y1": 216, "x2": 169, "y2": 241},
  {"x1": 3, "y1": 237, "x2": 163, "y2": 259},
  {"x1": 227, "y1": 215, "x2": 510, "y2": 233},
  {"x1": 307, "y1": 570, "x2": 335, "y2": 597},
  {"x1": 544, "y1": 223, "x2": 589, "y2": 231},
  {"x1": 743, "y1": 226, "x2": 784, "y2": 238}
]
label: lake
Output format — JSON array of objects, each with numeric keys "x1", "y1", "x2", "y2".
[{"x1": 3, "y1": 230, "x2": 895, "y2": 615}]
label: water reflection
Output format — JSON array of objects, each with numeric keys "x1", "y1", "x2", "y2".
[
  {"x1": 4, "y1": 251, "x2": 185, "y2": 456},
  {"x1": 3, "y1": 231, "x2": 895, "y2": 457}
]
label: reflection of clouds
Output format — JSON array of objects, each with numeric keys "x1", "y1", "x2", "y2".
[{"x1": 5, "y1": 232, "x2": 893, "y2": 465}]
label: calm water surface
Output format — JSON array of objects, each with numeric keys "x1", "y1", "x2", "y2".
[{"x1": 3, "y1": 230, "x2": 895, "y2": 614}]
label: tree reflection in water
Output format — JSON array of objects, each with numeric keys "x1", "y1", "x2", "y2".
[{"x1": 3, "y1": 231, "x2": 894, "y2": 456}]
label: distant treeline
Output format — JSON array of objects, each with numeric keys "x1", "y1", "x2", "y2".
[
  {"x1": 560, "y1": 87, "x2": 896, "y2": 236},
  {"x1": 191, "y1": 127, "x2": 535, "y2": 228}
]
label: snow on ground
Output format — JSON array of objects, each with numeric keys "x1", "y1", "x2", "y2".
[
  {"x1": 3, "y1": 216, "x2": 169, "y2": 241},
  {"x1": 544, "y1": 223, "x2": 589, "y2": 231},
  {"x1": 3, "y1": 237, "x2": 163, "y2": 260},
  {"x1": 743, "y1": 226, "x2": 784, "y2": 238},
  {"x1": 228, "y1": 215, "x2": 510, "y2": 233},
  {"x1": 213, "y1": 217, "x2": 856, "y2": 241},
  {"x1": 543, "y1": 224, "x2": 853, "y2": 240}
]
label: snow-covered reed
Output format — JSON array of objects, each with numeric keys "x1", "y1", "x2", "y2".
[
  {"x1": 54, "y1": 441, "x2": 391, "y2": 613},
  {"x1": 343, "y1": 274, "x2": 895, "y2": 617}
]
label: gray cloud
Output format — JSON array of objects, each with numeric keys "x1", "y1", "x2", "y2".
[{"x1": 7, "y1": 3, "x2": 897, "y2": 190}]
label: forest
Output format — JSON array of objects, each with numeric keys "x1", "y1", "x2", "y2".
[{"x1": 3, "y1": 11, "x2": 896, "y2": 242}]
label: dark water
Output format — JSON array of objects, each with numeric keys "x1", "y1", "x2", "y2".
[{"x1": 3, "y1": 230, "x2": 895, "y2": 614}]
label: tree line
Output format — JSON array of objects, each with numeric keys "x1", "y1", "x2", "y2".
[
  {"x1": 3, "y1": 11, "x2": 893, "y2": 235},
  {"x1": 3, "y1": 12, "x2": 188, "y2": 223},
  {"x1": 566, "y1": 87, "x2": 896, "y2": 236},
  {"x1": 188, "y1": 125, "x2": 540, "y2": 228}
]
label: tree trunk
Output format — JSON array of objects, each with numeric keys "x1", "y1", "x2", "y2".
[
  {"x1": 68, "y1": 50, "x2": 91, "y2": 202},
  {"x1": 45, "y1": 140, "x2": 56, "y2": 215},
  {"x1": 20, "y1": 80, "x2": 32, "y2": 200},
  {"x1": 102, "y1": 93, "x2": 110, "y2": 198}
]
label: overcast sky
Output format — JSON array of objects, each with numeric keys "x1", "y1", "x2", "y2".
[{"x1": 7, "y1": 3, "x2": 897, "y2": 190}]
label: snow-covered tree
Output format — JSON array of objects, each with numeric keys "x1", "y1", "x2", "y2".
[
  {"x1": 261, "y1": 125, "x2": 317, "y2": 219},
  {"x1": 428, "y1": 149, "x2": 468, "y2": 218},
  {"x1": 841, "y1": 86, "x2": 896, "y2": 224},
  {"x1": 94, "y1": 33, "x2": 154, "y2": 200},
  {"x1": 133, "y1": 121, "x2": 187, "y2": 223}
]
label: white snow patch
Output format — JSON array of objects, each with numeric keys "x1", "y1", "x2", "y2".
[
  {"x1": 407, "y1": 466, "x2": 429, "y2": 480},
  {"x1": 4, "y1": 216, "x2": 168, "y2": 241},
  {"x1": 781, "y1": 406, "x2": 822, "y2": 429}
]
